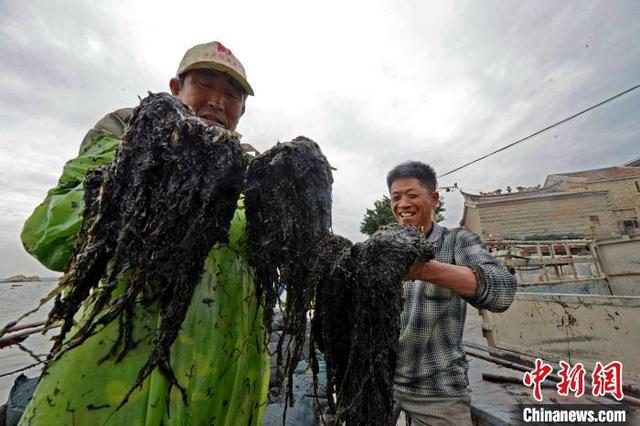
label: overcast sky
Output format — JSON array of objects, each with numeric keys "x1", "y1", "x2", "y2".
[{"x1": 0, "y1": 0, "x2": 639, "y2": 277}]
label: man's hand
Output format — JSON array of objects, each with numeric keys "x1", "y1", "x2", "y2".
[{"x1": 404, "y1": 260, "x2": 478, "y2": 299}]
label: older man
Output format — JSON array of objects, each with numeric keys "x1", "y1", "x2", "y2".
[
  {"x1": 77, "y1": 40, "x2": 252, "y2": 155},
  {"x1": 19, "y1": 41, "x2": 268, "y2": 425},
  {"x1": 387, "y1": 161, "x2": 517, "y2": 426}
]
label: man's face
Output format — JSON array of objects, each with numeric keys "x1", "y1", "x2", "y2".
[
  {"x1": 169, "y1": 69, "x2": 245, "y2": 130},
  {"x1": 390, "y1": 177, "x2": 439, "y2": 229}
]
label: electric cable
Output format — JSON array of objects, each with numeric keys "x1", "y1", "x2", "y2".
[{"x1": 439, "y1": 83, "x2": 640, "y2": 178}]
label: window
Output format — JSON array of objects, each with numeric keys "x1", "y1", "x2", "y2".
[
  {"x1": 622, "y1": 218, "x2": 638, "y2": 235},
  {"x1": 635, "y1": 180, "x2": 640, "y2": 193},
  {"x1": 589, "y1": 215, "x2": 600, "y2": 225}
]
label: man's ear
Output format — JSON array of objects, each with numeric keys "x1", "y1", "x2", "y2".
[
  {"x1": 432, "y1": 190, "x2": 440, "y2": 204},
  {"x1": 169, "y1": 77, "x2": 181, "y2": 96},
  {"x1": 240, "y1": 100, "x2": 246, "y2": 117}
]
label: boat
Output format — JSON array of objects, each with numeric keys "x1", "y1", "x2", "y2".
[{"x1": 465, "y1": 235, "x2": 640, "y2": 424}]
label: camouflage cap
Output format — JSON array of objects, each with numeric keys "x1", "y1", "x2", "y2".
[{"x1": 176, "y1": 41, "x2": 254, "y2": 96}]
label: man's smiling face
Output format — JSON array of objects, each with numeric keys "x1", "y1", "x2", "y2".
[
  {"x1": 390, "y1": 177, "x2": 439, "y2": 229},
  {"x1": 169, "y1": 69, "x2": 245, "y2": 130}
]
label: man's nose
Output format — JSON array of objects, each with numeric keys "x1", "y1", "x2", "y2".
[
  {"x1": 396, "y1": 196, "x2": 410, "y2": 209},
  {"x1": 207, "y1": 92, "x2": 225, "y2": 110},
  {"x1": 396, "y1": 197, "x2": 409, "y2": 209}
]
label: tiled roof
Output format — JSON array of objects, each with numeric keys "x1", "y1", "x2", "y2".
[
  {"x1": 461, "y1": 182, "x2": 594, "y2": 204},
  {"x1": 463, "y1": 165, "x2": 639, "y2": 206},
  {"x1": 550, "y1": 166, "x2": 640, "y2": 181}
]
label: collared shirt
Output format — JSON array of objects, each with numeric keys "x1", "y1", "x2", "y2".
[{"x1": 394, "y1": 223, "x2": 517, "y2": 397}]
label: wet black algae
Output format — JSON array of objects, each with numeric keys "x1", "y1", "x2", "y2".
[
  {"x1": 312, "y1": 224, "x2": 434, "y2": 425},
  {"x1": 46, "y1": 92, "x2": 246, "y2": 407},
  {"x1": 245, "y1": 138, "x2": 435, "y2": 424},
  {"x1": 244, "y1": 137, "x2": 334, "y2": 408},
  {"x1": 40, "y1": 93, "x2": 435, "y2": 424}
]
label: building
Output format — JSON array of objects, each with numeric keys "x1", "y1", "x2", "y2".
[
  {"x1": 461, "y1": 163, "x2": 640, "y2": 241},
  {"x1": 545, "y1": 166, "x2": 640, "y2": 234}
]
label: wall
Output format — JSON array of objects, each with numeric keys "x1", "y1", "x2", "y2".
[
  {"x1": 465, "y1": 192, "x2": 618, "y2": 240},
  {"x1": 462, "y1": 205, "x2": 483, "y2": 236},
  {"x1": 585, "y1": 178, "x2": 640, "y2": 226}
]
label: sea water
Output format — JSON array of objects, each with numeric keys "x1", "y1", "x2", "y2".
[{"x1": 0, "y1": 279, "x2": 57, "y2": 402}]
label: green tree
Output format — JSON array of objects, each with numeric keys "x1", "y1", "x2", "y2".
[
  {"x1": 360, "y1": 195, "x2": 446, "y2": 236},
  {"x1": 360, "y1": 195, "x2": 394, "y2": 236}
]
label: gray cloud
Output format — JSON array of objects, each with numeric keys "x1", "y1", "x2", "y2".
[{"x1": 0, "y1": 0, "x2": 638, "y2": 276}]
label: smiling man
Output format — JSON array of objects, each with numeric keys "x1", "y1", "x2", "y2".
[
  {"x1": 387, "y1": 161, "x2": 517, "y2": 425},
  {"x1": 169, "y1": 41, "x2": 252, "y2": 130},
  {"x1": 18, "y1": 42, "x2": 269, "y2": 425},
  {"x1": 78, "y1": 41, "x2": 252, "y2": 154}
]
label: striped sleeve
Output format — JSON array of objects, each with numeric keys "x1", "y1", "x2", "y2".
[{"x1": 453, "y1": 229, "x2": 516, "y2": 312}]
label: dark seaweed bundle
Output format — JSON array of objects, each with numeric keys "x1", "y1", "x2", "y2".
[
  {"x1": 312, "y1": 224, "x2": 434, "y2": 425},
  {"x1": 244, "y1": 138, "x2": 436, "y2": 423},
  {"x1": 45, "y1": 92, "x2": 246, "y2": 407},
  {"x1": 307, "y1": 234, "x2": 354, "y2": 420},
  {"x1": 244, "y1": 137, "x2": 334, "y2": 405}
]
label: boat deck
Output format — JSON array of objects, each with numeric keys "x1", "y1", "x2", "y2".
[{"x1": 462, "y1": 309, "x2": 639, "y2": 425}]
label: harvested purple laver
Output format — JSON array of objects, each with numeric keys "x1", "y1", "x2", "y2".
[
  {"x1": 45, "y1": 92, "x2": 246, "y2": 406},
  {"x1": 312, "y1": 224, "x2": 435, "y2": 425},
  {"x1": 245, "y1": 137, "x2": 435, "y2": 424},
  {"x1": 244, "y1": 137, "x2": 334, "y2": 406}
]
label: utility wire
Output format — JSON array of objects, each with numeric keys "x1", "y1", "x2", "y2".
[{"x1": 438, "y1": 82, "x2": 640, "y2": 178}]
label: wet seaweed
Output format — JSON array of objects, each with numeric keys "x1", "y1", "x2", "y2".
[
  {"x1": 244, "y1": 137, "x2": 334, "y2": 407},
  {"x1": 44, "y1": 92, "x2": 246, "y2": 407},
  {"x1": 244, "y1": 138, "x2": 435, "y2": 424},
  {"x1": 313, "y1": 224, "x2": 434, "y2": 425},
  {"x1": 28, "y1": 95, "x2": 434, "y2": 423}
]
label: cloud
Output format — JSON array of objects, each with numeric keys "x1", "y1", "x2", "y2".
[{"x1": 0, "y1": 0, "x2": 639, "y2": 276}]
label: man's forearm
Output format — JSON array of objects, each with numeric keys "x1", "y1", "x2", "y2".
[{"x1": 406, "y1": 260, "x2": 478, "y2": 298}]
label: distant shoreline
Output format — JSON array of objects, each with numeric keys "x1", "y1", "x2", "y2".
[{"x1": 1, "y1": 274, "x2": 42, "y2": 283}]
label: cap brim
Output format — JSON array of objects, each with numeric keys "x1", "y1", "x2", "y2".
[{"x1": 180, "y1": 61, "x2": 254, "y2": 96}]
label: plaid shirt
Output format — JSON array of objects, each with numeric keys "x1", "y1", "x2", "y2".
[{"x1": 394, "y1": 223, "x2": 517, "y2": 397}]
